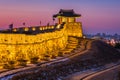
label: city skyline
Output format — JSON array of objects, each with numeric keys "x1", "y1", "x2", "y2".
[{"x1": 0, "y1": 0, "x2": 120, "y2": 34}]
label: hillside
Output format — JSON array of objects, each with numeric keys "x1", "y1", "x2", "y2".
[
  {"x1": 71, "y1": 40, "x2": 120, "y2": 64},
  {"x1": 9, "y1": 39, "x2": 120, "y2": 80}
]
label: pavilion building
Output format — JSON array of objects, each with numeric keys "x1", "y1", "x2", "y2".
[{"x1": 53, "y1": 9, "x2": 83, "y2": 37}]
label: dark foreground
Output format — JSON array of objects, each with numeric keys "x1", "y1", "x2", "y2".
[{"x1": 6, "y1": 40, "x2": 120, "y2": 80}]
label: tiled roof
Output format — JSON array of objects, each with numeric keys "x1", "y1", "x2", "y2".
[{"x1": 53, "y1": 9, "x2": 81, "y2": 17}]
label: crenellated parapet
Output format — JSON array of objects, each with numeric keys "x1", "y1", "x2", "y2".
[
  {"x1": 0, "y1": 9, "x2": 83, "y2": 68},
  {"x1": 2, "y1": 23, "x2": 64, "y2": 35},
  {"x1": 0, "y1": 29, "x2": 65, "y2": 44},
  {"x1": 0, "y1": 23, "x2": 68, "y2": 67},
  {"x1": 12, "y1": 25, "x2": 55, "y2": 33}
]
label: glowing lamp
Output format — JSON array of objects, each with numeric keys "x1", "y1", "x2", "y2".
[
  {"x1": 39, "y1": 27, "x2": 42, "y2": 30},
  {"x1": 13, "y1": 29, "x2": 17, "y2": 32},
  {"x1": 56, "y1": 25, "x2": 60, "y2": 29},
  {"x1": 24, "y1": 27, "x2": 29, "y2": 31},
  {"x1": 32, "y1": 27, "x2": 36, "y2": 31}
]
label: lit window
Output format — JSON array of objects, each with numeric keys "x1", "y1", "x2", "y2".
[
  {"x1": 69, "y1": 18, "x2": 75, "y2": 22},
  {"x1": 48, "y1": 26, "x2": 51, "y2": 29},
  {"x1": 62, "y1": 17, "x2": 67, "y2": 22},
  {"x1": 45, "y1": 27, "x2": 48, "y2": 29}
]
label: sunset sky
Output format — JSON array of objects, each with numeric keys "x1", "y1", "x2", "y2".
[{"x1": 0, "y1": 0, "x2": 120, "y2": 34}]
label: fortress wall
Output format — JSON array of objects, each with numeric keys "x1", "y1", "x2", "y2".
[
  {"x1": 66, "y1": 22, "x2": 83, "y2": 37},
  {"x1": 0, "y1": 27, "x2": 68, "y2": 65},
  {"x1": 0, "y1": 26, "x2": 65, "y2": 44},
  {"x1": 0, "y1": 22, "x2": 83, "y2": 67}
]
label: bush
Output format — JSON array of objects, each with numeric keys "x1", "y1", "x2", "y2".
[
  {"x1": 30, "y1": 57, "x2": 39, "y2": 64},
  {"x1": 58, "y1": 52, "x2": 64, "y2": 57},
  {"x1": 17, "y1": 59, "x2": 27, "y2": 66},
  {"x1": 115, "y1": 43, "x2": 120, "y2": 49},
  {"x1": 3, "y1": 61, "x2": 15, "y2": 69},
  {"x1": 41, "y1": 57, "x2": 50, "y2": 61},
  {"x1": 116, "y1": 71, "x2": 120, "y2": 80},
  {"x1": 51, "y1": 55, "x2": 56, "y2": 59}
]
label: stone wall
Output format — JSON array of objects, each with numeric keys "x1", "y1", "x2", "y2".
[
  {"x1": 0, "y1": 26, "x2": 68, "y2": 66},
  {"x1": 65, "y1": 22, "x2": 83, "y2": 37},
  {"x1": 0, "y1": 22, "x2": 83, "y2": 67}
]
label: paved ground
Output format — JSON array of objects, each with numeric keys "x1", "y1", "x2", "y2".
[
  {"x1": 64, "y1": 70, "x2": 96, "y2": 80},
  {"x1": 64, "y1": 63, "x2": 120, "y2": 80},
  {"x1": 83, "y1": 64, "x2": 120, "y2": 80}
]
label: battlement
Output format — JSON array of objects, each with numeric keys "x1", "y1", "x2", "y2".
[
  {"x1": 0, "y1": 23, "x2": 65, "y2": 35},
  {"x1": 0, "y1": 23, "x2": 66, "y2": 44},
  {"x1": 0, "y1": 21, "x2": 83, "y2": 45},
  {"x1": 0, "y1": 9, "x2": 83, "y2": 68}
]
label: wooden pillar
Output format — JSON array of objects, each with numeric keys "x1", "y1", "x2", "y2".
[
  {"x1": 58, "y1": 18, "x2": 61, "y2": 24},
  {"x1": 60, "y1": 18, "x2": 62, "y2": 24},
  {"x1": 59, "y1": 18, "x2": 62, "y2": 24}
]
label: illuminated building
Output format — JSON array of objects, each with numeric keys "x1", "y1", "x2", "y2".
[
  {"x1": 53, "y1": 9, "x2": 83, "y2": 37},
  {"x1": 0, "y1": 9, "x2": 83, "y2": 68}
]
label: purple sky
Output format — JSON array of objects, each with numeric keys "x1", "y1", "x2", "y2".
[{"x1": 0, "y1": 0, "x2": 120, "y2": 34}]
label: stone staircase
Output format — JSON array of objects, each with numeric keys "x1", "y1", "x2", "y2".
[
  {"x1": 60, "y1": 36, "x2": 92, "y2": 56},
  {"x1": 60, "y1": 36, "x2": 79, "y2": 54},
  {"x1": 42, "y1": 36, "x2": 89, "y2": 60}
]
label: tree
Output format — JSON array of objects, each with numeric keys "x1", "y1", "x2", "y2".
[{"x1": 115, "y1": 43, "x2": 120, "y2": 49}]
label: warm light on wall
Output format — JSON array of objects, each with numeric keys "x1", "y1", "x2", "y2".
[
  {"x1": 0, "y1": 26, "x2": 68, "y2": 68},
  {"x1": 0, "y1": 15, "x2": 83, "y2": 68},
  {"x1": 13, "y1": 28, "x2": 17, "y2": 32},
  {"x1": 69, "y1": 17, "x2": 75, "y2": 22},
  {"x1": 32, "y1": 27, "x2": 36, "y2": 31},
  {"x1": 56, "y1": 24, "x2": 60, "y2": 29},
  {"x1": 24, "y1": 27, "x2": 29, "y2": 31},
  {"x1": 65, "y1": 22, "x2": 83, "y2": 37},
  {"x1": 51, "y1": 26, "x2": 54, "y2": 29},
  {"x1": 39, "y1": 27, "x2": 42, "y2": 30},
  {"x1": 62, "y1": 17, "x2": 67, "y2": 23}
]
